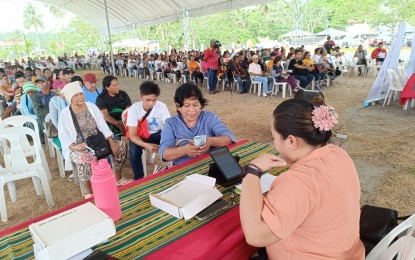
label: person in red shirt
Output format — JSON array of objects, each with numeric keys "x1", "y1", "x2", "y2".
[
  {"x1": 323, "y1": 36, "x2": 336, "y2": 54},
  {"x1": 203, "y1": 39, "x2": 220, "y2": 94},
  {"x1": 371, "y1": 42, "x2": 387, "y2": 64}
]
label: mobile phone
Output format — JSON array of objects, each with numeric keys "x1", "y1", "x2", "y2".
[{"x1": 195, "y1": 199, "x2": 230, "y2": 220}]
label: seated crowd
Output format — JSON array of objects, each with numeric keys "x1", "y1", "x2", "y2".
[{"x1": 98, "y1": 43, "x2": 350, "y2": 99}]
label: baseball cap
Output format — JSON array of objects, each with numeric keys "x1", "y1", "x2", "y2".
[
  {"x1": 34, "y1": 75, "x2": 48, "y2": 83},
  {"x1": 63, "y1": 68, "x2": 75, "y2": 75},
  {"x1": 210, "y1": 39, "x2": 216, "y2": 44},
  {"x1": 83, "y1": 73, "x2": 97, "y2": 82}
]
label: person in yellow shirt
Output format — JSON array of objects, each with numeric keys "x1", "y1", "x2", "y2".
[
  {"x1": 303, "y1": 51, "x2": 325, "y2": 90},
  {"x1": 187, "y1": 55, "x2": 204, "y2": 85}
]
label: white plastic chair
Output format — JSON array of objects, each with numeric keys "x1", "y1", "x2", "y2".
[
  {"x1": 335, "y1": 59, "x2": 349, "y2": 81},
  {"x1": 366, "y1": 213, "x2": 415, "y2": 260},
  {"x1": 378, "y1": 236, "x2": 415, "y2": 260},
  {"x1": 271, "y1": 77, "x2": 290, "y2": 98},
  {"x1": 43, "y1": 114, "x2": 55, "y2": 158},
  {"x1": 249, "y1": 76, "x2": 262, "y2": 96},
  {"x1": 383, "y1": 69, "x2": 404, "y2": 106},
  {"x1": 397, "y1": 66, "x2": 408, "y2": 86},
  {"x1": 156, "y1": 72, "x2": 164, "y2": 82},
  {"x1": 0, "y1": 116, "x2": 51, "y2": 180},
  {"x1": 0, "y1": 126, "x2": 54, "y2": 221}
]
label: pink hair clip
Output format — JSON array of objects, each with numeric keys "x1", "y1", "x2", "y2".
[{"x1": 311, "y1": 105, "x2": 339, "y2": 131}]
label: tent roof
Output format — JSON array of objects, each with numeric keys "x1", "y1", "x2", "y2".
[
  {"x1": 280, "y1": 29, "x2": 314, "y2": 38},
  {"x1": 315, "y1": 28, "x2": 347, "y2": 36},
  {"x1": 36, "y1": 0, "x2": 275, "y2": 33}
]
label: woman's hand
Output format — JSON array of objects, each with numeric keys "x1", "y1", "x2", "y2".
[
  {"x1": 197, "y1": 138, "x2": 211, "y2": 156},
  {"x1": 109, "y1": 139, "x2": 120, "y2": 157},
  {"x1": 183, "y1": 143, "x2": 200, "y2": 157},
  {"x1": 250, "y1": 153, "x2": 287, "y2": 172},
  {"x1": 71, "y1": 143, "x2": 86, "y2": 152}
]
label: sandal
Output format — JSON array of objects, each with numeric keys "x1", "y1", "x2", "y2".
[
  {"x1": 84, "y1": 194, "x2": 94, "y2": 199},
  {"x1": 117, "y1": 177, "x2": 133, "y2": 186}
]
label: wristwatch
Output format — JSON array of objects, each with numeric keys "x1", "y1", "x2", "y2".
[{"x1": 242, "y1": 164, "x2": 262, "y2": 179}]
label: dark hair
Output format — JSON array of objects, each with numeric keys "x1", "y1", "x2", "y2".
[
  {"x1": 273, "y1": 99, "x2": 331, "y2": 146},
  {"x1": 71, "y1": 75, "x2": 84, "y2": 85},
  {"x1": 25, "y1": 66, "x2": 32, "y2": 71},
  {"x1": 294, "y1": 50, "x2": 302, "y2": 55},
  {"x1": 232, "y1": 55, "x2": 239, "y2": 61},
  {"x1": 0, "y1": 68, "x2": 4, "y2": 74},
  {"x1": 102, "y1": 75, "x2": 118, "y2": 92},
  {"x1": 174, "y1": 83, "x2": 208, "y2": 113},
  {"x1": 303, "y1": 51, "x2": 311, "y2": 58},
  {"x1": 314, "y1": 47, "x2": 321, "y2": 54},
  {"x1": 53, "y1": 69, "x2": 60, "y2": 79},
  {"x1": 43, "y1": 68, "x2": 50, "y2": 73},
  {"x1": 286, "y1": 52, "x2": 295, "y2": 59},
  {"x1": 273, "y1": 56, "x2": 282, "y2": 64},
  {"x1": 140, "y1": 81, "x2": 160, "y2": 96},
  {"x1": 15, "y1": 72, "x2": 26, "y2": 80}
]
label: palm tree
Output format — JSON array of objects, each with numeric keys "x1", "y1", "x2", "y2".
[
  {"x1": 23, "y1": 4, "x2": 44, "y2": 49},
  {"x1": 48, "y1": 4, "x2": 65, "y2": 51}
]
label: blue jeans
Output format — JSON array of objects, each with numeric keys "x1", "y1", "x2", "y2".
[
  {"x1": 294, "y1": 74, "x2": 314, "y2": 89},
  {"x1": 129, "y1": 131, "x2": 161, "y2": 180},
  {"x1": 207, "y1": 68, "x2": 218, "y2": 91},
  {"x1": 253, "y1": 76, "x2": 273, "y2": 94},
  {"x1": 234, "y1": 76, "x2": 251, "y2": 92}
]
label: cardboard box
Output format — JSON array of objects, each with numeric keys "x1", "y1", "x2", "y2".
[
  {"x1": 149, "y1": 174, "x2": 223, "y2": 220},
  {"x1": 29, "y1": 202, "x2": 116, "y2": 260}
]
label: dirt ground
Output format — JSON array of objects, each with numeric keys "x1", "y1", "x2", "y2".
[{"x1": 1, "y1": 69, "x2": 414, "y2": 230}]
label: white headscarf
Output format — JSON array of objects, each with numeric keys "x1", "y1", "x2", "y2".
[{"x1": 60, "y1": 82, "x2": 83, "y2": 104}]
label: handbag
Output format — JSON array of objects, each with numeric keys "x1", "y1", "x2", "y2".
[
  {"x1": 69, "y1": 106, "x2": 111, "y2": 159},
  {"x1": 45, "y1": 122, "x2": 59, "y2": 138},
  {"x1": 360, "y1": 205, "x2": 410, "y2": 255},
  {"x1": 136, "y1": 108, "x2": 153, "y2": 140}
]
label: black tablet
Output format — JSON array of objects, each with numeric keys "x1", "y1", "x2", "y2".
[{"x1": 209, "y1": 147, "x2": 242, "y2": 181}]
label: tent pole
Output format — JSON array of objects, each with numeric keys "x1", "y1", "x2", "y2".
[{"x1": 104, "y1": 0, "x2": 116, "y2": 75}]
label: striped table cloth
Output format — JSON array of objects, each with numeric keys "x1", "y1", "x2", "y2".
[{"x1": 0, "y1": 140, "x2": 287, "y2": 259}]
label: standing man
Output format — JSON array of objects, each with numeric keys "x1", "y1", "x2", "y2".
[
  {"x1": 371, "y1": 42, "x2": 387, "y2": 65},
  {"x1": 82, "y1": 73, "x2": 102, "y2": 103},
  {"x1": 203, "y1": 39, "x2": 220, "y2": 94},
  {"x1": 323, "y1": 36, "x2": 336, "y2": 54}
]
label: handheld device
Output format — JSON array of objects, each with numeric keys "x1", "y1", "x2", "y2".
[
  {"x1": 209, "y1": 147, "x2": 242, "y2": 181},
  {"x1": 195, "y1": 199, "x2": 230, "y2": 220}
]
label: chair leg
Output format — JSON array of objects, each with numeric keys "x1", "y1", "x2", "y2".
[
  {"x1": 54, "y1": 144, "x2": 65, "y2": 178},
  {"x1": 0, "y1": 183, "x2": 8, "y2": 222},
  {"x1": 38, "y1": 170, "x2": 55, "y2": 208},
  {"x1": 142, "y1": 149, "x2": 147, "y2": 177},
  {"x1": 40, "y1": 150, "x2": 52, "y2": 181},
  {"x1": 32, "y1": 176, "x2": 43, "y2": 195},
  {"x1": 282, "y1": 85, "x2": 286, "y2": 99},
  {"x1": 6, "y1": 182, "x2": 17, "y2": 202}
]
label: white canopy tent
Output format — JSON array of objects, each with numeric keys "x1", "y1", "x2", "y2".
[
  {"x1": 315, "y1": 28, "x2": 347, "y2": 37},
  {"x1": 112, "y1": 39, "x2": 145, "y2": 48},
  {"x1": 35, "y1": 0, "x2": 276, "y2": 73},
  {"x1": 280, "y1": 29, "x2": 314, "y2": 38}
]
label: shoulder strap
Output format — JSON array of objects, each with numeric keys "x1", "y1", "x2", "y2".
[
  {"x1": 69, "y1": 106, "x2": 85, "y2": 142},
  {"x1": 141, "y1": 107, "x2": 153, "y2": 121}
]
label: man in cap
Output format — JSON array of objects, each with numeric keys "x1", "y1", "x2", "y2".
[
  {"x1": 82, "y1": 73, "x2": 102, "y2": 103},
  {"x1": 62, "y1": 68, "x2": 75, "y2": 83},
  {"x1": 33, "y1": 76, "x2": 56, "y2": 144},
  {"x1": 248, "y1": 55, "x2": 274, "y2": 97},
  {"x1": 203, "y1": 39, "x2": 220, "y2": 94},
  {"x1": 323, "y1": 36, "x2": 336, "y2": 54}
]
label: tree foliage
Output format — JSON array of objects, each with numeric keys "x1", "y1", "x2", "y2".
[{"x1": 23, "y1": 4, "x2": 44, "y2": 49}]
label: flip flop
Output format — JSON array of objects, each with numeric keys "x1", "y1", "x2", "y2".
[{"x1": 117, "y1": 177, "x2": 133, "y2": 186}]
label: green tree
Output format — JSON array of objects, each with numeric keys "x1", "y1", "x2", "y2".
[{"x1": 23, "y1": 4, "x2": 44, "y2": 49}]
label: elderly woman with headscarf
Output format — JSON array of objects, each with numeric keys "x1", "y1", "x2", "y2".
[{"x1": 58, "y1": 82, "x2": 132, "y2": 199}]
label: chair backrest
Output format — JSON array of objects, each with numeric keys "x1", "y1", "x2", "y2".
[
  {"x1": 0, "y1": 115, "x2": 40, "y2": 140},
  {"x1": 0, "y1": 126, "x2": 43, "y2": 170},
  {"x1": 386, "y1": 69, "x2": 403, "y2": 90},
  {"x1": 366, "y1": 213, "x2": 415, "y2": 260},
  {"x1": 397, "y1": 66, "x2": 408, "y2": 85},
  {"x1": 378, "y1": 236, "x2": 415, "y2": 260}
]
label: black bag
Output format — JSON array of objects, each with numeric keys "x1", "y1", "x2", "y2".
[
  {"x1": 359, "y1": 205, "x2": 410, "y2": 256},
  {"x1": 69, "y1": 107, "x2": 111, "y2": 159}
]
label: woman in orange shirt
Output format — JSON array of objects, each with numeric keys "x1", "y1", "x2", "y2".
[
  {"x1": 187, "y1": 55, "x2": 203, "y2": 86},
  {"x1": 240, "y1": 98, "x2": 364, "y2": 260}
]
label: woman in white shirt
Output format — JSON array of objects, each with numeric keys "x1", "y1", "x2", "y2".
[
  {"x1": 127, "y1": 56, "x2": 136, "y2": 77},
  {"x1": 58, "y1": 82, "x2": 132, "y2": 198}
]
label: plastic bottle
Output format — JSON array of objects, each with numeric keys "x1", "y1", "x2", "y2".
[{"x1": 90, "y1": 158, "x2": 122, "y2": 222}]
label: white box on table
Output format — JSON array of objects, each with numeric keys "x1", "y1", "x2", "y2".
[
  {"x1": 149, "y1": 174, "x2": 223, "y2": 220},
  {"x1": 29, "y1": 202, "x2": 116, "y2": 260}
]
